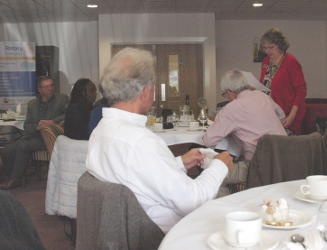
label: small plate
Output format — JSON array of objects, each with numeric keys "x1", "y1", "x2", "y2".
[
  {"x1": 207, "y1": 231, "x2": 278, "y2": 250},
  {"x1": 262, "y1": 209, "x2": 314, "y2": 230},
  {"x1": 295, "y1": 191, "x2": 326, "y2": 203}
]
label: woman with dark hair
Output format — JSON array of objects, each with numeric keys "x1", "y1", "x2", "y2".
[
  {"x1": 259, "y1": 28, "x2": 307, "y2": 135},
  {"x1": 64, "y1": 78, "x2": 96, "y2": 140}
]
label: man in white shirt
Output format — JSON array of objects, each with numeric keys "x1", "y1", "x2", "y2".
[{"x1": 86, "y1": 47, "x2": 233, "y2": 233}]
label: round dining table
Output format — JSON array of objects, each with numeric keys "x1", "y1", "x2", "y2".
[
  {"x1": 152, "y1": 126, "x2": 204, "y2": 146},
  {"x1": 151, "y1": 125, "x2": 241, "y2": 157},
  {"x1": 158, "y1": 180, "x2": 323, "y2": 250},
  {"x1": 0, "y1": 119, "x2": 24, "y2": 130}
]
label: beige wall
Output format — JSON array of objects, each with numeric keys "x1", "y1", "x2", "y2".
[
  {"x1": 216, "y1": 20, "x2": 327, "y2": 103},
  {"x1": 98, "y1": 13, "x2": 217, "y2": 114},
  {"x1": 1, "y1": 17, "x2": 327, "y2": 112}
]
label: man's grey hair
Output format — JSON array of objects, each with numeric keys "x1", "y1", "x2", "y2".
[
  {"x1": 100, "y1": 47, "x2": 155, "y2": 105},
  {"x1": 220, "y1": 69, "x2": 252, "y2": 93}
]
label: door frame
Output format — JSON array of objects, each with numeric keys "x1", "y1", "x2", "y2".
[{"x1": 100, "y1": 37, "x2": 217, "y2": 116}]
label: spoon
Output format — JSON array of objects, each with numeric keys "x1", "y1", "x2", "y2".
[
  {"x1": 290, "y1": 234, "x2": 307, "y2": 249},
  {"x1": 317, "y1": 225, "x2": 327, "y2": 242}
]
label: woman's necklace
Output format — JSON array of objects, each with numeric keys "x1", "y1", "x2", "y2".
[
  {"x1": 263, "y1": 53, "x2": 285, "y2": 92},
  {"x1": 268, "y1": 54, "x2": 285, "y2": 77},
  {"x1": 269, "y1": 53, "x2": 285, "y2": 68}
]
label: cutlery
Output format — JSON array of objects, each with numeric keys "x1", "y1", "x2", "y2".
[
  {"x1": 290, "y1": 234, "x2": 307, "y2": 249},
  {"x1": 317, "y1": 224, "x2": 327, "y2": 242}
]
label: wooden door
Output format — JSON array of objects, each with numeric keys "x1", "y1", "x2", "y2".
[{"x1": 111, "y1": 44, "x2": 203, "y2": 117}]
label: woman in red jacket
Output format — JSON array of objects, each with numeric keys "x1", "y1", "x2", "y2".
[{"x1": 259, "y1": 28, "x2": 306, "y2": 134}]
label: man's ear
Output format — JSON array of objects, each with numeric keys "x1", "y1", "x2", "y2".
[
  {"x1": 141, "y1": 85, "x2": 152, "y2": 99},
  {"x1": 139, "y1": 86, "x2": 147, "y2": 100}
]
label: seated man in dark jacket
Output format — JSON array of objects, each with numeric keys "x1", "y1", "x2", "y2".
[{"x1": 0, "y1": 76, "x2": 69, "y2": 189}]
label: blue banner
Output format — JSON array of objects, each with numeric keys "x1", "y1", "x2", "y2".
[
  {"x1": 0, "y1": 42, "x2": 36, "y2": 97},
  {"x1": 0, "y1": 71, "x2": 36, "y2": 97}
]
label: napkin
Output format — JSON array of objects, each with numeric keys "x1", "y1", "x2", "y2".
[
  {"x1": 279, "y1": 230, "x2": 324, "y2": 250},
  {"x1": 199, "y1": 148, "x2": 217, "y2": 169}
]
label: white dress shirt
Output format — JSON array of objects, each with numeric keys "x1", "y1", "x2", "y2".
[{"x1": 86, "y1": 107, "x2": 228, "y2": 233}]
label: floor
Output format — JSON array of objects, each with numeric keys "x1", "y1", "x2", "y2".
[{"x1": 9, "y1": 179, "x2": 75, "y2": 250}]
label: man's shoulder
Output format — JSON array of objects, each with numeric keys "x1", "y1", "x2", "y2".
[{"x1": 27, "y1": 97, "x2": 39, "y2": 106}]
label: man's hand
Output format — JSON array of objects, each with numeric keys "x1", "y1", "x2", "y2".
[
  {"x1": 36, "y1": 120, "x2": 54, "y2": 130},
  {"x1": 213, "y1": 151, "x2": 234, "y2": 171},
  {"x1": 181, "y1": 148, "x2": 205, "y2": 170},
  {"x1": 282, "y1": 114, "x2": 295, "y2": 128}
]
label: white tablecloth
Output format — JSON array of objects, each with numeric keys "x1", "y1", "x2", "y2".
[
  {"x1": 153, "y1": 126, "x2": 241, "y2": 156},
  {"x1": 0, "y1": 120, "x2": 24, "y2": 130},
  {"x1": 152, "y1": 126, "x2": 204, "y2": 146},
  {"x1": 159, "y1": 180, "x2": 322, "y2": 250}
]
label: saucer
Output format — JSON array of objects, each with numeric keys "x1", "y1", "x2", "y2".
[
  {"x1": 207, "y1": 231, "x2": 278, "y2": 250},
  {"x1": 262, "y1": 209, "x2": 314, "y2": 230},
  {"x1": 295, "y1": 191, "x2": 327, "y2": 203}
]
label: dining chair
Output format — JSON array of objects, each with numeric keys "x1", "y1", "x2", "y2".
[
  {"x1": 247, "y1": 132, "x2": 327, "y2": 188},
  {"x1": 0, "y1": 190, "x2": 45, "y2": 250},
  {"x1": 45, "y1": 135, "x2": 88, "y2": 244},
  {"x1": 76, "y1": 172, "x2": 164, "y2": 250},
  {"x1": 24, "y1": 123, "x2": 64, "y2": 185}
]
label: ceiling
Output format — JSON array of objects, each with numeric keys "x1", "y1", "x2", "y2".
[{"x1": 0, "y1": 0, "x2": 327, "y2": 23}]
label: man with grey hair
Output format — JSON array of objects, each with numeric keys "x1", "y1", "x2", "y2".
[
  {"x1": 203, "y1": 69, "x2": 287, "y2": 161},
  {"x1": 86, "y1": 47, "x2": 233, "y2": 233}
]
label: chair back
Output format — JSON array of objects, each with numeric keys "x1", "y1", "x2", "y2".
[
  {"x1": 247, "y1": 132, "x2": 327, "y2": 188},
  {"x1": 0, "y1": 190, "x2": 45, "y2": 250},
  {"x1": 76, "y1": 172, "x2": 164, "y2": 250},
  {"x1": 45, "y1": 135, "x2": 88, "y2": 218},
  {"x1": 40, "y1": 123, "x2": 64, "y2": 154},
  {"x1": 27, "y1": 123, "x2": 64, "y2": 184}
]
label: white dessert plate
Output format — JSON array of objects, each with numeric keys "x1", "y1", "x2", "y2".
[
  {"x1": 295, "y1": 190, "x2": 326, "y2": 203},
  {"x1": 207, "y1": 231, "x2": 278, "y2": 250},
  {"x1": 262, "y1": 209, "x2": 314, "y2": 230}
]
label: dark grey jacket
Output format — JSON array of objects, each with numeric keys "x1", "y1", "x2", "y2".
[{"x1": 24, "y1": 93, "x2": 69, "y2": 135}]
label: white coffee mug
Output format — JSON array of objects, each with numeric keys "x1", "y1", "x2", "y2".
[
  {"x1": 152, "y1": 122, "x2": 163, "y2": 131},
  {"x1": 300, "y1": 175, "x2": 327, "y2": 200},
  {"x1": 224, "y1": 211, "x2": 262, "y2": 247}
]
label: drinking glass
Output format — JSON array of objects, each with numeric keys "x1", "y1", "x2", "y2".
[
  {"x1": 197, "y1": 111, "x2": 207, "y2": 131},
  {"x1": 146, "y1": 106, "x2": 157, "y2": 126},
  {"x1": 171, "y1": 111, "x2": 179, "y2": 127}
]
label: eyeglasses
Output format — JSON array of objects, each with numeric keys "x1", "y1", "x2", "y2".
[{"x1": 262, "y1": 45, "x2": 276, "y2": 50}]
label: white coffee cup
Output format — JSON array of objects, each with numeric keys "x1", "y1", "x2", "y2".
[
  {"x1": 300, "y1": 175, "x2": 327, "y2": 200},
  {"x1": 224, "y1": 211, "x2": 262, "y2": 247},
  {"x1": 152, "y1": 122, "x2": 163, "y2": 131},
  {"x1": 189, "y1": 121, "x2": 199, "y2": 130}
]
